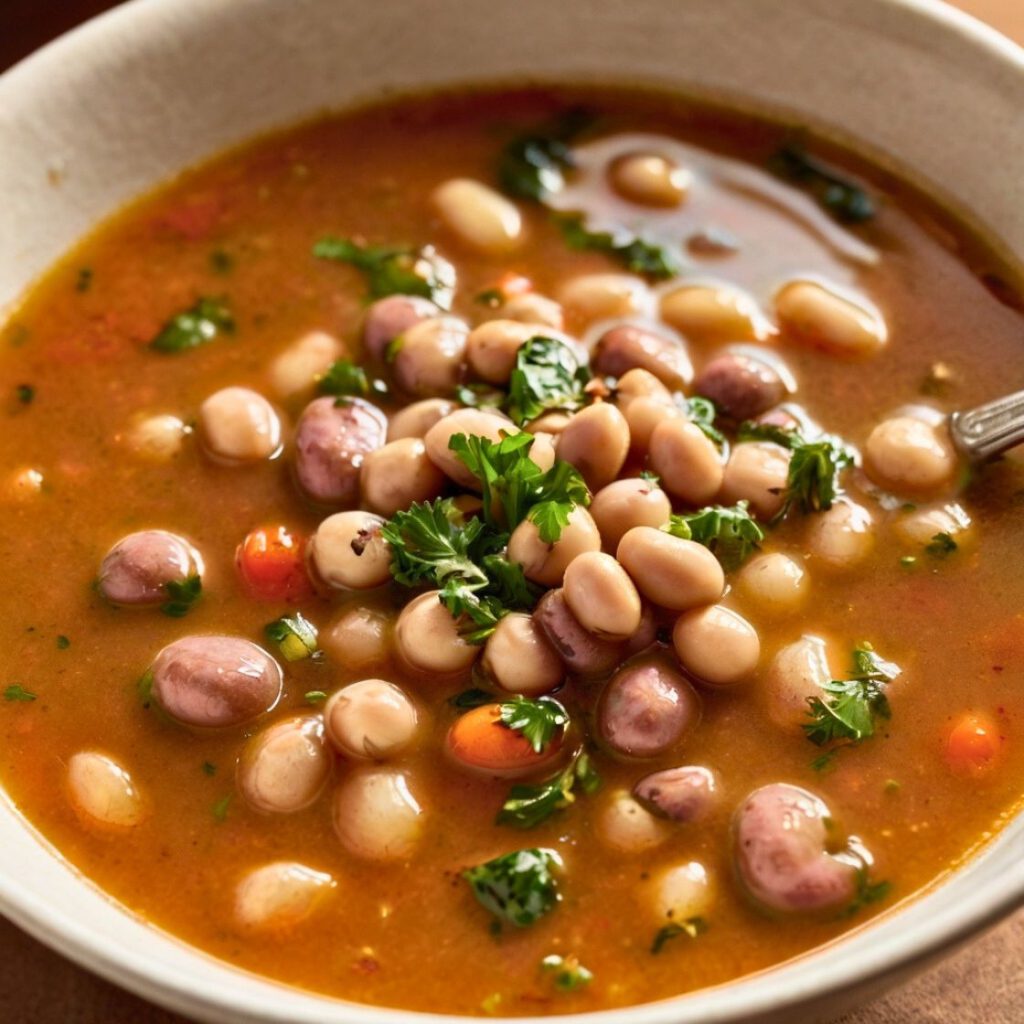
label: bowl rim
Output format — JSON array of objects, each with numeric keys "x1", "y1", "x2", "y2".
[{"x1": 2, "y1": 0, "x2": 1024, "y2": 1021}]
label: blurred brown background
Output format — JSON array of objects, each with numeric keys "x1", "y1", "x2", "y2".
[{"x1": 0, "y1": 1, "x2": 1021, "y2": 1021}]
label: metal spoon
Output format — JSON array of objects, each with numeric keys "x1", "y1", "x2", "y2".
[{"x1": 949, "y1": 388, "x2": 1024, "y2": 462}]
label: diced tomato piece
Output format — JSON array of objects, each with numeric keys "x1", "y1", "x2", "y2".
[
  {"x1": 236, "y1": 525, "x2": 316, "y2": 602},
  {"x1": 944, "y1": 711, "x2": 1003, "y2": 779}
]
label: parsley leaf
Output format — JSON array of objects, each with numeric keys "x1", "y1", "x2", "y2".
[
  {"x1": 684, "y1": 396, "x2": 726, "y2": 446},
  {"x1": 769, "y1": 144, "x2": 875, "y2": 224},
  {"x1": 312, "y1": 238, "x2": 454, "y2": 309},
  {"x1": 664, "y1": 501, "x2": 765, "y2": 571},
  {"x1": 558, "y1": 215, "x2": 680, "y2": 279},
  {"x1": 540, "y1": 954, "x2": 593, "y2": 991},
  {"x1": 924, "y1": 532, "x2": 958, "y2": 558},
  {"x1": 264, "y1": 613, "x2": 320, "y2": 662},
  {"x1": 317, "y1": 359, "x2": 387, "y2": 399},
  {"x1": 506, "y1": 336, "x2": 589, "y2": 426},
  {"x1": 463, "y1": 848, "x2": 562, "y2": 927},
  {"x1": 497, "y1": 750, "x2": 601, "y2": 829},
  {"x1": 651, "y1": 917, "x2": 707, "y2": 954},
  {"x1": 149, "y1": 297, "x2": 234, "y2": 353},
  {"x1": 498, "y1": 695, "x2": 568, "y2": 753},
  {"x1": 161, "y1": 575, "x2": 202, "y2": 618},
  {"x1": 841, "y1": 868, "x2": 893, "y2": 919},
  {"x1": 3, "y1": 684, "x2": 36, "y2": 702}
]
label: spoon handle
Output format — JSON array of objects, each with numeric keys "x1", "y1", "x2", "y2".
[{"x1": 949, "y1": 389, "x2": 1024, "y2": 462}]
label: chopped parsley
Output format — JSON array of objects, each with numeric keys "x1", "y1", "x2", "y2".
[
  {"x1": 3, "y1": 684, "x2": 36, "y2": 703},
  {"x1": 842, "y1": 869, "x2": 893, "y2": 918},
  {"x1": 312, "y1": 238, "x2": 454, "y2": 309},
  {"x1": 212, "y1": 795, "x2": 231, "y2": 822},
  {"x1": 463, "y1": 848, "x2": 562, "y2": 927},
  {"x1": 769, "y1": 143, "x2": 875, "y2": 224},
  {"x1": 160, "y1": 575, "x2": 202, "y2": 618},
  {"x1": 506, "y1": 336, "x2": 589, "y2": 426},
  {"x1": 497, "y1": 123, "x2": 578, "y2": 200},
  {"x1": 137, "y1": 670, "x2": 154, "y2": 709},
  {"x1": 664, "y1": 500, "x2": 765, "y2": 571},
  {"x1": 149, "y1": 297, "x2": 234, "y2": 353},
  {"x1": 317, "y1": 358, "x2": 388, "y2": 399},
  {"x1": 540, "y1": 954, "x2": 593, "y2": 991},
  {"x1": 651, "y1": 917, "x2": 707, "y2": 954},
  {"x1": 684, "y1": 395, "x2": 726, "y2": 446},
  {"x1": 75, "y1": 267, "x2": 94, "y2": 292},
  {"x1": 558, "y1": 214, "x2": 681, "y2": 279},
  {"x1": 497, "y1": 695, "x2": 568, "y2": 753},
  {"x1": 924, "y1": 532, "x2": 958, "y2": 558},
  {"x1": 264, "y1": 613, "x2": 319, "y2": 662},
  {"x1": 15, "y1": 384, "x2": 34, "y2": 405},
  {"x1": 202, "y1": 761, "x2": 217, "y2": 776},
  {"x1": 497, "y1": 750, "x2": 601, "y2": 829}
]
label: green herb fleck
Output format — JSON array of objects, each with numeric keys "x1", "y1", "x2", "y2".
[
  {"x1": 15, "y1": 384, "x2": 35, "y2": 405},
  {"x1": 264, "y1": 613, "x2": 319, "y2": 662},
  {"x1": 924, "y1": 532, "x2": 958, "y2": 558},
  {"x1": 475, "y1": 287, "x2": 505, "y2": 308},
  {"x1": 202, "y1": 761, "x2": 217, "y2": 777},
  {"x1": 212, "y1": 795, "x2": 231, "y2": 822},
  {"x1": 209, "y1": 249, "x2": 234, "y2": 274},
  {"x1": 841, "y1": 868, "x2": 892, "y2": 918},
  {"x1": 684, "y1": 396, "x2": 726, "y2": 446},
  {"x1": 463, "y1": 848, "x2": 562, "y2": 927},
  {"x1": 497, "y1": 750, "x2": 601, "y2": 829},
  {"x1": 651, "y1": 917, "x2": 707, "y2": 954},
  {"x1": 3, "y1": 684, "x2": 36, "y2": 703},
  {"x1": 449, "y1": 688, "x2": 494, "y2": 710},
  {"x1": 75, "y1": 267, "x2": 94, "y2": 292},
  {"x1": 161, "y1": 574, "x2": 202, "y2": 618},
  {"x1": 665, "y1": 500, "x2": 765, "y2": 571},
  {"x1": 541, "y1": 954, "x2": 593, "y2": 991},
  {"x1": 899, "y1": 555, "x2": 917, "y2": 568},
  {"x1": 558, "y1": 214, "x2": 680, "y2": 279},
  {"x1": 884, "y1": 778, "x2": 901, "y2": 794},
  {"x1": 770, "y1": 144, "x2": 875, "y2": 224},
  {"x1": 149, "y1": 297, "x2": 235, "y2": 353},
  {"x1": 317, "y1": 358, "x2": 388, "y2": 399},
  {"x1": 137, "y1": 670, "x2": 154, "y2": 709},
  {"x1": 304, "y1": 690, "x2": 328, "y2": 705},
  {"x1": 497, "y1": 695, "x2": 568, "y2": 753},
  {"x1": 56, "y1": 635, "x2": 70, "y2": 650}
]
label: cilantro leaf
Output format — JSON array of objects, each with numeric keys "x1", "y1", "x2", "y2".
[
  {"x1": 664, "y1": 501, "x2": 765, "y2": 571},
  {"x1": 317, "y1": 359, "x2": 388, "y2": 399},
  {"x1": 313, "y1": 238, "x2": 454, "y2": 309},
  {"x1": 497, "y1": 695, "x2": 568, "y2": 753},
  {"x1": 150, "y1": 297, "x2": 234, "y2": 353},
  {"x1": 264, "y1": 613, "x2": 320, "y2": 662},
  {"x1": 507, "y1": 336, "x2": 589, "y2": 426},
  {"x1": 651, "y1": 917, "x2": 707, "y2": 954},
  {"x1": 558, "y1": 215, "x2": 680, "y2": 279},
  {"x1": 770, "y1": 144, "x2": 875, "y2": 224},
  {"x1": 462, "y1": 848, "x2": 562, "y2": 927},
  {"x1": 161, "y1": 574, "x2": 202, "y2": 618},
  {"x1": 497, "y1": 751, "x2": 601, "y2": 829}
]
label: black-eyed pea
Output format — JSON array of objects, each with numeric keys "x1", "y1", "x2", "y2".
[
  {"x1": 894, "y1": 502, "x2": 972, "y2": 548},
  {"x1": 433, "y1": 178, "x2": 524, "y2": 254},
  {"x1": 392, "y1": 316, "x2": 469, "y2": 397},
  {"x1": 556, "y1": 403, "x2": 630, "y2": 490},
  {"x1": 234, "y1": 862, "x2": 336, "y2": 931},
  {"x1": 672, "y1": 605, "x2": 760, "y2": 687},
  {"x1": 617, "y1": 527, "x2": 725, "y2": 611},
  {"x1": 309, "y1": 511, "x2": 391, "y2": 590},
  {"x1": 324, "y1": 679, "x2": 419, "y2": 760},
  {"x1": 386, "y1": 398, "x2": 457, "y2": 442},
  {"x1": 66, "y1": 751, "x2": 147, "y2": 828},
  {"x1": 198, "y1": 387, "x2": 283, "y2": 463},
  {"x1": 592, "y1": 323, "x2": 692, "y2": 391},
  {"x1": 865, "y1": 415, "x2": 957, "y2": 496},
  {"x1": 360, "y1": 438, "x2": 446, "y2": 517},
  {"x1": 775, "y1": 279, "x2": 887, "y2": 357},
  {"x1": 559, "y1": 274, "x2": 651, "y2": 326},
  {"x1": 648, "y1": 417, "x2": 724, "y2": 505},
  {"x1": 321, "y1": 601, "x2": 394, "y2": 669},
  {"x1": 598, "y1": 789, "x2": 671, "y2": 852},
  {"x1": 332, "y1": 769, "x2": 425, "y2": 861},
  {"x1": 609, "y1": 152, "x2": 691, "y2": 207},
  {"x1": 563, "y1": 551, "x2": 642, "y2": 640},
  {"x1": 720, "y1": 442, "x2": 791, "y2": 520},
  {"x1": 237, "y1": 716, "x2": 331, "y2": 813},
  {"x1": 268, "y1": 330, "x2": 344, "y2": 399},
  {"x1": 394, "y1": 590, "x2": 480, "y2": 674},
  {"x1": 805, "y1": 499, "x2": 874, "y2": 570},
  {"x1": 652, "y1": 861, "x2": 714, "y2": 923},
  {"x1": 500, "y1": 292, "x2": 564, "y2": 330},
  {"x1": 660, "y1": 282, "x2": 771, "y2": 343},
  {"x1": 508, "y1": 506, "x2": 601, "y2": 587},
  {"x1": 424, "y1": 408, "x2": 514, "y2": 488},
  {"x1": 590, "y1": 477, "x2": 672, "y2": 549},
  {"x1": 466, "y1": 319, "x2": 536, "y2": 383},
  {"x1": 761, "y1": 635, "x2": 835, "y2": 732},
  {"x1": 482, "y1": 612, "x2": 564, "y2": 696},
  {"x1": 735, "y1": 552, "x2": 809, "y2": 616}
]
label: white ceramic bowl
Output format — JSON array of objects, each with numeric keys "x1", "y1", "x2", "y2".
[{"x1": 1, "y1": 1, "x2": 1023, "y2": 1021}]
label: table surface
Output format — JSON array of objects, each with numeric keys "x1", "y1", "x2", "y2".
[{"x1": 1, "y1": 1, "x2": 1022, "y2": 1021}]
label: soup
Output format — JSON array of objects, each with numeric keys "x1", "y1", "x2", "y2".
[{"x1": 1, "y1": 87, "x2": 1023, "y2": 1016}]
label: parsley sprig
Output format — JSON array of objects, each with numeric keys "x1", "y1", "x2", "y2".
[
  {"x1": 769, "y1": 143, "x2": 875, "y2": 224},
  {"x1": 497, "y1": 695, "x2": 568, "y2": 753},
  {"x1": 665, "y1": 500, "x2": 765, "y2": 571},
  {"x1": 558, "y1": 215, "x2": 681, "y2": 280},
  {"x1": 507, "y1": 336, "x2": 589, "y2": 426},
  {"x1": 317, "y1": 359, "x2": 388, "y2": 399},
  {"x1": 497, "y1": 749, "x2": 601, "y2": 829},
  {"x1": 463, "y1": 848, "x2": 562, "y2": 927}
]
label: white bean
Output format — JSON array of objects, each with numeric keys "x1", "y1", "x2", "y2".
[
  {"x1": 648, "y1": 417, "x2": 724, "y2": 505},
  {"x1": 392, "y1": 316, "x2": 469, "y2": 397},
  {"x1": 360, "y1": 438, "x2": 446, "y2": 517},
  {"x1": 125, "y1": 414, "x2": 188, "y2": 461},
  {"x1": 324, "y1": 679, "x2": 419, "y2": 760},
  {"x1": 394, "y1": 590, "x2": 480, "y2": 674},
  {"x1": 500, "y1": 292, "x2": 564, "y2": 330},
  {"x1": 482, "y1": 612, "x2": 564, "y2": 696},
  {"x1": 609, "y1": 152, "x2": 691, "y2": 207},
  {"x1": 894, "y1": 502, "x2": 972, "y2": 548},
  {"x1": 433, "y1": 178, "x2": 524, "y2": 254},
  {"x1": 424, "y1": 407, "x2": 514, "y2": 488},
  {"x1": 590, "y1": 477, "x2": 672, "y2": 549},
  {"x1": 465, "y1": 319, "x2": 536, "y2": 384},
  {"x1": 332, "y1": 770, "x2": 424, "y2": 861},
  {"x1": 508, "y1": 506, "x2": 602, "y2": 587},
  {"x1": 386, "y1": 398, "x2": 456, "y2": 442},
  {"x1": 268, "y1": 330, "x2": 343, "y2": 399},
  {"x1": 736, "y1": 552, "x2": 809, "y2": 616},
  {"x1": 617, "y1": 527, "x2": 724, "y2": 611},
  {"x1": 865, "y1": 415, "x2": 956, "y2": 496},
  {"x1": 805, "y1": 499, "x2": 874, "y2": 570},
  {"x1": 720, "y1": 442, "x2": 791, "y2": 520},
  {"x1": 564, "y1": 551, "x2": 642, "y2": 640},
  {"x1": 598, "y1": 790, "x2": 669, "y2": 852},
  {"x1": 234, "y1": 861, "x2": 335, "y2": 931},
  {"x1": 775, "y1": 279, "x2": 887, "y2": 357},
  {"x1": 672, "y1": 605, "x2": 760, "y2": 687},
  {"x1": 660, "y1": 283, "x2": 770, "y2": 343},
  {"x1": 321, "y1": 602, "x2": 394, "y2": 670},
  {"x1": 556, "y1": 403, "x2": 630, "y2": 490},
  {"x1": 559, "y1": 274, "x2": 651, "y2": 325},
  {"x1": 309, "y1": 511, "x2": 391, "y2": 590},
  {"x1": 237, "y1": 716, "x2": 331, "y2": 814},
  {"x1": 198, "y1": 386, "x2": 282, "y2": 463},
  {"x1": 652, "y1": 861, "x2": 714, "y2": 923},
  {"x1": 761, "y1": 635, "x2": 834, "y2": 732},
  {"x1": 67, "y1": 751, "x2": 146, "y2": 828}
]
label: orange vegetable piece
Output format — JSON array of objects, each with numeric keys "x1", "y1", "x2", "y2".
[
  {"x1": 945, "y1": 711, "x2": 1003, "y2": 779},
  {"x1": 236, "y1": 525, "x2": 316, "y2": 603},
  {"x1": 446, "y1": 704, "x2": 563, "y2": 779}
]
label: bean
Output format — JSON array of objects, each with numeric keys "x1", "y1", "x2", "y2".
[
  {"x1": 592, "y1": 323, "x2": 693, "y2": 391},
  {"x1": 508, "y1": 506, "x2": 602, "y2": 587},
  {"x1": 362, "y1": 294, "x2": 438, "y2": 362},
  {"x1": 433, "y1": 178, "x2": 524, "y2": 254},
  {"x1": 324, "y1": 679, "x2": 419, "y2": 760},
  {"x1": 321, "y1": 600, "x2": 394, "y2": 670},
  {"x1": 125, "y1": 413, "x2": 188, "y2": 461},
  {"x1": 719, "y1": 441, "x2": 791, "y2": 520},
  {"x1": 672, "y1": 605, "x2": 761, "y2": 687},
  {"x1": 775, "y1": 279, "x2": 887, "y2": 357},
  {"x1": 465, "y1": 319, "x2": 535, "y2": 384},
  {"x1": 360, "y1": 438, "x2": 446, "y2": 517},
  {"x1": 234, "y1": 862, "x2": 335, "y2": 931},
  {"x1": 660, "y1": 283, "x2": 770, "y2": 343},
  {"x1": 556, "y1": 403, "x2": 630, "y2": 490},
  {"x1": 652, "y1": 861, "x2": 714, "y2": 922},
  {"x1": 268, "y1": 330, "x2": 343, "y2": 399},
  {"x1": 386, "y1": 398, "x2": 456, "y2": 442},
  {"x1": 598, "y1": 790, "x2": 670, "y2": 852},
  {"x1": 446, "y1": 703, "x2": 565, "y2": 779},
  {"x1": 392, "y1": 316, "x2": 469, "y2": 397},
  {"x1": 609, "y1": 152, "x2": 690, "y2": 207},
  {"x1": 332, "y1": 770, "x2": 424, "y2": 861},
  {"x1": 66, "y1": 751, "x2": 147, "y2": 828},
  {"x1": 309, "y1": 510, "x2": 391, "y2": 590},
  {"x1": 98, "y1": 529, "x2": 203, "y2": 607},
  {"x1": 533, "y1": 588, "x2": 626, "y2": 678},
  {"x1": 559, "y1": 274, "x2": 651, "y2": 326},
  {"x1": 622, "y1": 395, "x2": 682, "y2": 454},
  {"x1": 293, "y1": 395, "x2": 387, "y2": 506},
  {"x1": 597, "y1": 658, "x2": 700, "y2": 759},
  {"x1": 634, "y1": 765, "x2": 720, "y2": 822},
  {"x1": 150, "y1": 636, "x2": 282, "y2": 728},
  {"x1": 693, "y1": 353, "x2": 788, "y2": 420},
  {"x1": 198, "y1": 386, "x2": 282, "y2": 463},
  {"x1": 648, "y1": 417, "x2": 724, "y2": 505},
  {"x1": 500, "y1": 292, "x2": 564, "y2": 330},
  {"x1": 735, "y1": 552, "x2": 809, "y2": 616},
  {"x1": 733, "y1": 783, "x2": 862, "y2": 913},
  {"x1": 590, "y1": 477, "x2": 672, "y2": 550},
  {"x1": 424, "y1": 407, "x2": 514, "y2": 488},
  {"x1": 564, "y1": 551, "x2": 642, "y2": 640},
  {"x1": 524, "y1": 411, "x2": 572, "y2": 436},
  {"x1": 805, "y1": 499, "x2": 874, "y2": 570},
  {"x1": 617, "y1": 527, "x2": 725, "y2": 611},
  {"x1": 528, "y1": 431, "x2": 557, "y2": 473},
  {"x1": 482, "y1": 612, "x2": 564, "y2": 696},
  {"x1": 761, "y1": 634, "x2": 834, "y2": 732},
  {"x1": 615, "y1": 366, "x2": 672, "y2": 404},
  {"x1": 394, "y1": 590, "x2": 480, "y2": 674},
  {"x1": 864, "y1": 415, "x2": 956, "y2": 496},
  {"x1": 894, "y1": 502, "x2": 971, "y2": 547},
  {"x1": 237, "y1": 716, "x2": 331, "y2": 813}
]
